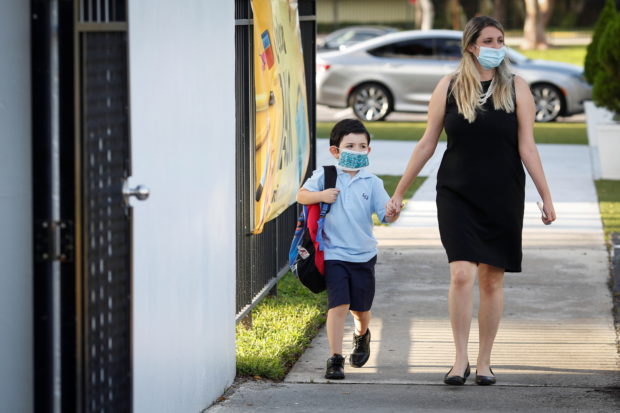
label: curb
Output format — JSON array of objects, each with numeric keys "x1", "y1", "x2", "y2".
[{"x1": 611, "y1": 233, "x2": 620, "y2": 346}]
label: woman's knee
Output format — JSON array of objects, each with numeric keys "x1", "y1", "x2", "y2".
[
  {"x1": 478, "y1": 265, "x2": 504, "y2": 295},
  {"x1": 450, "y1": 263, "x2": 475, "y2": 289},
  {"x1": 479, "y1": 276, "x2": 503, "y2": 295}
]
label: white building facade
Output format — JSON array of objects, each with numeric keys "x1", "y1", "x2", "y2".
[{"x1": 1, "y1": 0, "x2": 237, "y2": 411}]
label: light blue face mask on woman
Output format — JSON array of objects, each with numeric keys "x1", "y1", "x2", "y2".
[
  {"x1": 476, "y1": 46, "x2": 506, "y2": 69},
  {"x1": 338, "y1": 148, "x2": 369, "y2": 171}
]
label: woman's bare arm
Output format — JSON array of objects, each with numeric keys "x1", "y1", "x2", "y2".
[{"x1": 515, "y1": 75, "x2": 556, "y2": 224}]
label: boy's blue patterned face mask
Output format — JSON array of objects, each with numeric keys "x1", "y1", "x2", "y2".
[{"x1": 338, "y1": 148, "x2": 369, "y2": 171}]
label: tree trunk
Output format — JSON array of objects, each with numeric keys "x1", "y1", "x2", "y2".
[
  {"x1": 522, "y1": 0, "x2": 538, "y2": 49},
  {"x1": 522, "y1": 0, "x2": 552, "y2": 50},
  {"x1": 479, "y1": 0, "x2": 494, "y2": 16},
  {"x1": 447, "y1": 0, "x2": 467, "y2": 30},
  {"x1": 333, "y1": 0, "x2": 340, "y2": 28},
  {"x1": 569, "y1": 0, "x2": 586, "y2": 15},
  {"x1": 420, "y1": 0, "x2": 434, "y2": 30},
  {"x1": 492, "y1": 0, "x2": 506, "y2": 23},
  {"x1": 414, "y1": 1, "x2": 422, "y2": 29},
  {"x1": 540, "y1": 0, "x2": 554, "y2": 26}
]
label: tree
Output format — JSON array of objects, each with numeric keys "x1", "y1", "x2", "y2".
[
  {"x1": 493, "y1": 0, "x2": 507, "y2": 23},
  {"x1": 414, "y1": 0, "x2": 435, "y2": 30},
  {"x1": 585, "y1": 0, "x2": 616, "y2": 84},
  {"x1": 592, "y1": 7, "x2": 620, "y2": 116},
  {"x1": 522, "y1": 0, "x2": 554, "y2": 50},
  {"x1": 447, "y1": 0, "x2": 467, "y2": 30}
]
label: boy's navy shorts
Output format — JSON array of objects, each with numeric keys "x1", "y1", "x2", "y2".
[{"x1": 324, "y1": 256, "x2": 377, "y2": 312}]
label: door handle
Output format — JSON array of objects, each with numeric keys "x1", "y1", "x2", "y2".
[{"x1": 123, "y1": 181, "x2": 150, "y2": 205}]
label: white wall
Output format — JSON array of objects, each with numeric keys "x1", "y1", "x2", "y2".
[
  {"x1": 0, "y1": 1, "x2": 33, "y2": 412},
  {"x1": 128, "y1": 1, "x2": 237, "y2": 411}
]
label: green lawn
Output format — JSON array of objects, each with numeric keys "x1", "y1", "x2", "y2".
[
  {"x1": 595, "y1": 180, "x2": 620, "y2": 243},
  {"x1": 533, "y1": 123, "x2": 588, "y2": 144},
  {"x1": 236, "y1": 273, "x2": 327, "y2": 380},
  {"x1": 373, "y1": 176, "x2": 427, "y2": 225},
  {"x1": 317, "y1": 121, "x2": 440, "y2": 142},
  {"x1": 380, "y1": 175, "x2": 426, "y2": 200},
  {"x1": 317, "y1": 121, "x2": 587, "y2": 145},
  {"x1": 515, "y1": 45, "x2": 587, "y2": 67}
]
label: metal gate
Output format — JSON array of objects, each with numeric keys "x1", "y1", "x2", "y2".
[
  {"x1": 32, "y1": 0, "x2": 133, "y2": 411},
  {"x1": 234, "y1": 0, "x2": 317, "y2": 319}
]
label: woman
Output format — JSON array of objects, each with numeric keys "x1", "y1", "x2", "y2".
[{"x1": 387, "y1": 16, "x2": 556, "y2": 385}]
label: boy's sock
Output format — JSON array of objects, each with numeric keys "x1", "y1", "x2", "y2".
[
  {"x1": 350, "y1": 328, "x2": 371, "y2": 368},
  {"x1": 325, "y1": 354, "x2": 345, "y2": 380}
]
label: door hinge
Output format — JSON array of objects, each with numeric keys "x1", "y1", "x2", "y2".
[{"x1": 34, "y1": 220, "x2": 74, "y2": 262}]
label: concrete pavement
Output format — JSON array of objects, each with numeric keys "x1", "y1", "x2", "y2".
[{"x1": 208, "y1": 141, "x2": 619, "y2": 412}]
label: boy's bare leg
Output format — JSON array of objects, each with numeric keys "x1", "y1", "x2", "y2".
[
  {"x1": 350, "y1": 310, "x2": 371, "y2": 336},
  {"x1": 326, "y1": 304, "x2": 350, "y2": 355},
  {"x1": 477, "y1": 264, "x2": 504, "y2": 376},
  {"x1": 448, "y1": 261, "x2": 477, "y2": 376}
]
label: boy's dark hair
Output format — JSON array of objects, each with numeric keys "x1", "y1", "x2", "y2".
[{"x1": 329, "y1": 118, "x2": 371, "y2": 147}]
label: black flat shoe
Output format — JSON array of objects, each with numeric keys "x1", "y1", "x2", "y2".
[
  {"x1": 475, "y1": 367, "x2": 496, "y2": 385},
  {"x1": 443, "y1": 363, "x2": 471, "y2": 385}
]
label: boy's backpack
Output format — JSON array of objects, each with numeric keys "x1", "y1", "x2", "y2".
[{"x1": 288, "y1": 165, "x2": 337, "y2": 293}]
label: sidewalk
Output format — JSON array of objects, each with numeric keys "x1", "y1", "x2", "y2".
[{"x1": 209, "y1": 141, "x2": 620, "y2": 412}]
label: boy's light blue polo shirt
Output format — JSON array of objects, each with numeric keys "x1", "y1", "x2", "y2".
[{"x1": 302, "y1": 167, "x2": 390, "y2": 263}]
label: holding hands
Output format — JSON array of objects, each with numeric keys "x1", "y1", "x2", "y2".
[{"x1": 386, "y1": 195, "x2": 404, "y2": 218}]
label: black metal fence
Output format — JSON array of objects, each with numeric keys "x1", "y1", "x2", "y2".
[
  {"x1": 234, "y1": 0, "x2": 316, "y2": 319},
  {"x1": 32, "y1": 0, "x2": 132, "y2": 411}
]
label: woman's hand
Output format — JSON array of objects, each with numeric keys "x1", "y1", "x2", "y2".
[
  {"x1": 540, "y1": 200, "x2": 556, "y2": 225},
  {"x1": 386, "y1": 195, "x2": 404, "y2": 217}
]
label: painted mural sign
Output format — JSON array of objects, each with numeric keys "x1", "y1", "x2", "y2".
[{"x1": 250, "y1": 0, "x2": 310, "y2": 234}]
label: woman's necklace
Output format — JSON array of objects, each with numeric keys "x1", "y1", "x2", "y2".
[{"x1": 478, "y1": 77, "x2": 496, "y2": 106}]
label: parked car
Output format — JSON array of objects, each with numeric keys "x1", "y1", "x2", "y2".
[
  {"x1": 316, "y1": 30, "x2": 592, "y2": 122},
  {"x1": 317, "y1": 26, "x2": 398, "y2": 52}
]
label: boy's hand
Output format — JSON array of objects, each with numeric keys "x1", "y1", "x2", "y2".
[
  {"x1": 386, "y1": 196, "x2": 404, "y2": 216},
  {"x1": 321, "y1": 188, "x2": 340, "y2": 204},
  {"x1": 384, "y1": 209, "x2": 400, "y2": 223}
]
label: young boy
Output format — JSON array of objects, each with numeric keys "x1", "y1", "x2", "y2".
[{"x1": 296, "y1": 119, "x2": 399, "y2": 380}]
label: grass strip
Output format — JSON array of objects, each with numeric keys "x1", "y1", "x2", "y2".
[
  {"x1": 236, "y1": 272, "x2": 327, "y2": 380},
  {"x1": 595, "y1": 180, "x2": 620, "y2": 243},
  {"x1": 236, "y1": 176, "x2": 427, "y2": 379},
  {"x1": 317, "y1": 121, "x2": 587, "y2": 145},
  {"x1": 374, "y1": 176, "x2": 427, "y2": 225},
  {"x1": 380, "y1": 175, "x2": 426, "y2": 201},
  {"x1": 515, "y1": 45, "x2": 587, "y2": 67},
  {"x1": 317, "y1": 121, "x2": 441, "y2": 142}
]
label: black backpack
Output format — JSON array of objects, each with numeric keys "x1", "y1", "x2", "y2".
[{"x1": 288, "y1": 166, "x2": 337, "y2": 293}]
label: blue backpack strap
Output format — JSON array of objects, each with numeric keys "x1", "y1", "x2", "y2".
[{"x1": 288, "y1": 205, "x2": 308, "y2": 267}]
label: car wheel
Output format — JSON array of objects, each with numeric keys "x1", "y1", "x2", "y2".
[
  {"x1": 531, "y1": 84, "x2": 563, "y2": 122},
  {"x1": 349, "y1": 83, "x2": 393, "y2": 122}
]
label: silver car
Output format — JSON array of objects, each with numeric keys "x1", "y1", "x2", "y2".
[
  {"x1": 317, "y1": 30, "x2": 592, "y2": 122},
  {"x1": 318, "y1": 26, "x2": 398, "y2": 52}
]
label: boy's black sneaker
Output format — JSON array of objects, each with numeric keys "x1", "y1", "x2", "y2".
[
  {"x1": 350, "y1": 328, "x2": 371, "y2": 368},
  {"x1": 325, "y1": 354, "x2": 345, "y2": 380}
]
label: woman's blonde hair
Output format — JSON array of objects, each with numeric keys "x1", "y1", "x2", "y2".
[{"x1": 450, "y1": 16, "x2": 514, "y2": 123}]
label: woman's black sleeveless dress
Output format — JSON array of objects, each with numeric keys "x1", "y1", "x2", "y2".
[{"x1": 436, "y1": 79, "x2": 525, "y2": 272}]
